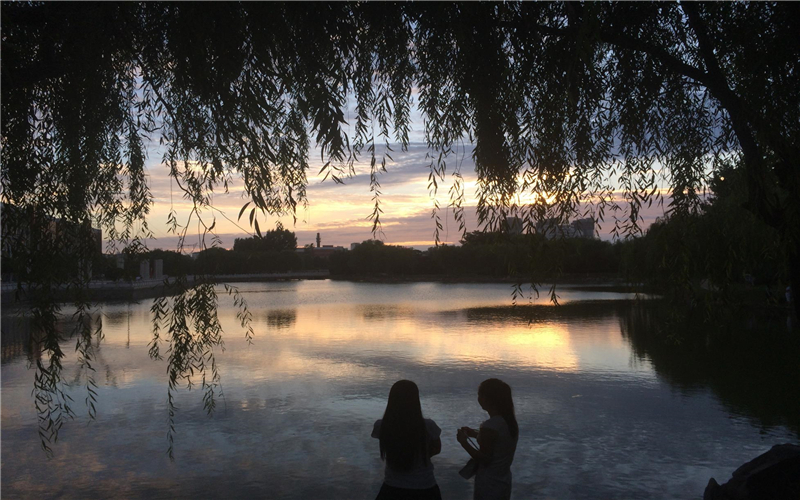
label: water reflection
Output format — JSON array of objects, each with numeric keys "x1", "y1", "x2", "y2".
[
  {"x1": 620, "y1": 303, "x2": 800, "y2": 436},
  {"x1": 102, "y1": 309, "x2": 130, "y2": 328},
  {"x1": 462, "y1": 300, "x2": 628, "y2": 324},
  {"x1": 0, "y1": 311, "x2": 90, "y2": 365},
  {"x1": 4, "y1": 299, "x2": 796, "y2": 436},
  {"x1": 359, "y1": 304, "x2": 414, "y2": 322},
  {"x1": 1, "y1": 283, "x2": 798, "y2": 500},
  {"x1": 265, "y1": 309, "x2": 297, "y2": 329},
  {"x1": 1, "y1": 314, "x2": 43, "y2": 364}
]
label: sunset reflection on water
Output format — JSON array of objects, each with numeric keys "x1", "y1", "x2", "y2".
[{"x1": 2, "y1": 281, "x2": 795, "y2": 500}]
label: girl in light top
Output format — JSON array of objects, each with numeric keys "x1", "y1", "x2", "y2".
[
  {"x1": 372, "y1": 380, "x2": 443, "y2": 500},
  {"x1": 457, "y1": 378, "x2": 519, "y2": 500}
]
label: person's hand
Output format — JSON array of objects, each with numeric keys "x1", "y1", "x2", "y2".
[
  {"x1": 463, "y1": 426, "x2": 478, "y2": 438},
  {"x1": 456, "y1": 428, "x2": 468, "y2": 445}
]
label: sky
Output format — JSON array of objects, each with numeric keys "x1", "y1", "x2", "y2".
[
  {"x1": 134, "y1": 106, "x2": 671, "y2": 253},
  {"x1": 140, "y1": 141, "x2": 477, "y2": 252}
]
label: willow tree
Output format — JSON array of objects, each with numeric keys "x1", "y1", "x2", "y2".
[{"x1": 2, "y1": 2, "x2": 798, "y2": 454}]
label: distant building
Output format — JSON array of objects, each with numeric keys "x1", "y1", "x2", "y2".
[
  {"x1": 504, "y1": 216, "x2": 523, "y2": 235},
  {"x1": 350, "y1": 242, "x2": 360, "y2": 251},
  {"x1": 139, "y1": 260, "x2": 151, "y2": 280},
  {"x1": 304, "y1": 245, "x2": 346, "y2": 260},
  {"x1": 1, "y1": 203, "x2": 102, "y2": 281},
  {"x1": 138, "y1": 259, "x2": 164, "y2": 280},
  {"x1": 535, "y1": 217, "x2": 595, "y2": 240}
]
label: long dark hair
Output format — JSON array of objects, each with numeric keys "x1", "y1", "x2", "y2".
[
  {"x1": 479, "y1": 378, "x2": 519, "y2": 439},
  {"x1": 379, "y1": 380, "x2": 429, "y2": 471}
]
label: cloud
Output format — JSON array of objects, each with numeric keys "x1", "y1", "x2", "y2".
[
  {"x1": 131, "y1": 194, "x2": 668, "y2": 254},
  {"x1": 130, "y1": 126, "x2": 676, "y2": 254}
]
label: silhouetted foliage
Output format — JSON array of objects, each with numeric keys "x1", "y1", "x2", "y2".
[
  {"x1": 329, "y1": 240, "x2": 418, "y2": 276},
  {"x1": 195, "y1": 247, "x2": 304, "y2": 275},
  {"x1": 330, "y1": 235, "x2": 625, "y2": 279},
  {"x1": 3, "y1": 1, "x2": 799, "y2": 455},
  {"x1": 150, "y1": 278, "x2": 253, "y2": 460},
  {"x1": 146, "y1": 249, "x2": 194, "y2": 278},
  {"x1": 620, "y1": 302, "x2": 800, "y2": 436},
  {"x1": 621, "y1": 161, "x2": 787, "y2": 310},
  {"x1": 233, "y1": 223, "x2": 298, "y2": 253}
]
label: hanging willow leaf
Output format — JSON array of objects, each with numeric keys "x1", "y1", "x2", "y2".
[{"x1": 2, "y1": 1, "x2": 799, "y2": 456}]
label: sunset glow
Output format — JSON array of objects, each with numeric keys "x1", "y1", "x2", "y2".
[{"x1": 138, "y1": 145, "x2": 671, "y2": 252}]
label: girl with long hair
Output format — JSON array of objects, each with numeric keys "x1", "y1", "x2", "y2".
[
  {"x1": 457, "y1": 378, "x2": 518, "y2": 500},
  {"x1": 372, "y1": 380, "x2": 442, "y2": 500}
]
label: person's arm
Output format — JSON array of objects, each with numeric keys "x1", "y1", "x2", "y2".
[
  {"x1": 426, "y1": 419, "x2": 442, "y2": 457},
  {"x1": 457, "y1": 426, "x2": 498, "y2": 463},
  {"x1": 429, "y1": 437, "x2": 442, "y2": 457},
  {"x1": 371, "y1": 420, "x2": 381, "y2": 439}
]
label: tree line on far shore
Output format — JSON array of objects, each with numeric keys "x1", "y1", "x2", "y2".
[
  {"x1": 95, "y1": 229, "x2": 627, "y2": 282},
  {"x1": 5, "y1": 162, "x2": 785, "y2": 308},
  {"x1": 93, "y1": 164, "x2": 788, "y2": 305}
]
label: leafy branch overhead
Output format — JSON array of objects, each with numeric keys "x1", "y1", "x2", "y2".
[
  {"x1": 2, "y1": 2, "x2": 799, "y2": 455},
  {"x1": 4, "y1": 3, "x2": 799, "y2": 245},
  {"x1": 4, "y1": 3, "x2": 797, "y2": 240}
]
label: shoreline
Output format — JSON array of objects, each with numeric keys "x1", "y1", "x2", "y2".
[
  {"x1": 329, "y1": 272, "x2": 645, "y2": 289},
  {"x1": 1, "y1": 271, "x2": 332, "y2": 305},
  {"x1": 1, "y1": 272, "x2": 644, "y2": 306}
]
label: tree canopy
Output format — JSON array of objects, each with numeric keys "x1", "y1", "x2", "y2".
[
  {"x1": 233, "y1": 222, "x2": 297, "y2": 253},
  {"x1": 4, "y1": 2, "x2": 798, "y2": 242},
  {"x1": 2, "y1": 1, "x2": 799, "y2": 455}
]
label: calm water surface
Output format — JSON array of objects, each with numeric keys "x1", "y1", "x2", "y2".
[{"x1": 2, "y1": 281, "x2": 798, "y2": 499}]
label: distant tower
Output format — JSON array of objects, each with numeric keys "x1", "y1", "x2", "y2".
[{"x1": 316, "y1": 232, "x2": 321, "y2": 248}]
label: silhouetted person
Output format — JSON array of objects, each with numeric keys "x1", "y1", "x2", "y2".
[
  {"x1": 457, "y1": 378, "x2": 518, "y2": 500},
  {"x1": 372, "y1": 380, "x2": 442, "y2": 500}
]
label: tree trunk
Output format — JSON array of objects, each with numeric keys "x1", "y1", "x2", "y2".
[{"x1": 789, "y1": 246, "x2": 800, "y2": 321}]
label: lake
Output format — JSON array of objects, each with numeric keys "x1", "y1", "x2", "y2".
[{"x1": 1, "y1": 280, "x2": 798, "y2": 499}]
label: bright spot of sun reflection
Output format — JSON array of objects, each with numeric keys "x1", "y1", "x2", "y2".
[
  {"x1": 434, "y1": 322, "x2": 579, "y2": 372},
  {"x1": 242, "y1": 306, "x2": 582, "y2": 374},
  {"x1": 506, "y1": 326, "x2": 568, "y2": 349}
]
